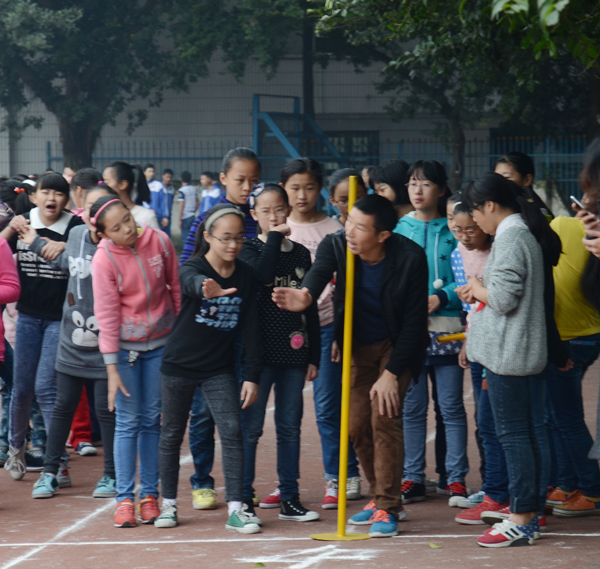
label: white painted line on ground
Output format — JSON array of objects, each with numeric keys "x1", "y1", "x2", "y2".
[
  {"x1": 2, "y1": 531, "x2": 600, "y2": 549},
  {"x1": 0, "y1": 454, "x2": 194, "y2": 569}
]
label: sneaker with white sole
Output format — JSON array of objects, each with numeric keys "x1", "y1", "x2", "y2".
[
  {"x1": 369, "y1": 510, "x2": 398, "y2": 538},
  {"x1": 401, "y1": 480, "x2": 426, "y2": 504},
  {"x1": 481, "y1": 504, "x2": 510, "y2": 526},
  {"x1": 322, "y1": 480, "x2": 338, "y2": 510},
  {"x1": 25, "y1": 447, "x2": 44, "y2": 471},
  {"x1": 32, "y1": 472, "x2": 59, "y2": 498},
  {"x1": 57, "y1": 463, "x2": 72, "y2": 488},
  {"x1": 154, "y1": 503, "x2": 178, "y2": 528},
  {"x1": 477, "y1": 518, "x2": 535, "y2": 548},
  {"x1": 258, "y1": 488, "x2": 281, "y2": 509},
  {"x1": 4, "y1": 446, "x2": 26, "y2": 480},
  {"x1": 348, "y1": 500, "x2": 377, "y2": 525},
  {"x1": 76, "y1": 442, "x2": 97, "y2": 456},
  {"x1": 455, "y1": 495, "x2": 509, "y2": 525},
  {"x1": 242, "y1": 499, "x2": 263, "y2": 526},
  {"x1": 93, "y1": 475, "x2": 117, "y2": 498},
  {"x1": 226, "y1": 507, "x2": 261, "y2": 534},
  {"x1": 448, "y1": 481, "x2": 468, "y2": 507},
  {"x1": 279, "y1": 495, "x2": 320, "y2": 522},
  {"x1": 192, "y1": 488, "x2": 217, "y2": 510},
  {"x1": 346, "y1": 476, "x2": 362, "y2": 500},
  {"x1": 457, "y1": 490, "x2": 485, "y2": 509}
]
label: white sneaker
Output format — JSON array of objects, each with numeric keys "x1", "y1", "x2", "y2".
[
  {"x1": 4, "y1": 446, "x2": 26, "y2": 480},
  {"x1": 57, "y1": 462, "x2": 72, "y2": 488},
  {"x1": 346, "y1": 476, "x2": 362, "y2": 500},
  {"x1": 154, "y1": 503, "x2": 178, "y2": 528}
]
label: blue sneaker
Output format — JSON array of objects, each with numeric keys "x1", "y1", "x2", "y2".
[
  {"x1": 369, "y1": 510, "x2": 398, "y2": 537},
  {"x1": 32, "y1": 473, "x2": 59, "y2": 499},
  {"x1": 348, "y1": 500, "x2": 377, "y2": 525},
  {"x1": 93, "y1": 475, "x2": 117, "y2": 498}
]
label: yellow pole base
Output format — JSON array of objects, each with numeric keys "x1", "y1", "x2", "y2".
[{"x1": 310, "y1": 532, "x2": 371, "y2": 541}]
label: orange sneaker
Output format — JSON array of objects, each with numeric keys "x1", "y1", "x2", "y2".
[
  {"x1": 114, "y1": 499, "x2": 136, "y2": 528},
  {"x1": 553, "y1": 492, "x2": 600, "y2": 517},
  {"x1": 546, "y1": 487, "x2": 577, "y2": 506},
  {"x1": 139, "y1": 495, "x2": 160, "y2": 524}
]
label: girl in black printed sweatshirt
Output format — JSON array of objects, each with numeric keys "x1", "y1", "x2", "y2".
[
  {"x1": 238, "y1": 184, "x2": 321, "y2": 523},
  {"x1": 158, "y1": 204, "x2": 262, "y2": 535}
]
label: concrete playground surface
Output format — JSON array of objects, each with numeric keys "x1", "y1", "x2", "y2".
[{"x1": 0, "y1": 369, "x2": 598, "y2": 569}]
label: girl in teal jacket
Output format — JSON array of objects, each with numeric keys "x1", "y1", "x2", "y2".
[{"x1": 393, "y1": 160, "x2": 469, "y2": 507}]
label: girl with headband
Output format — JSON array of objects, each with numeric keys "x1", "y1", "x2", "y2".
[
  {"x1": 156, "y1": 203, "x2": 263, "y2": 534},
  {"x1": 18, "y1": 185, "x2": 120, "y2": 500},
  {"x1": 90, "y1": 195, "x2": 181, "y2": 528}
]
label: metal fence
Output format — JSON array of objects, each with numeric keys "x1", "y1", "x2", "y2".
[
  {"x1": 48, "y1": 134, "x2": 587, "y2": 203},
  {"x1": 47, "y1": 138, "x2": 253, "y2": 178}
]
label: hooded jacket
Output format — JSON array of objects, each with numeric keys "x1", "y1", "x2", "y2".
[
  {"x1": 394, "y1": 213, "x2": 461, "y2": 318},
  {"x1": 302, "y1": 231, "x2": 429, "y2": 380},
  {"x1": 29, "y1": 225, "x2": 107, "y2": 378},
  {"x1": 92, "y1": 225, "x2": 181, "y2": 364}
]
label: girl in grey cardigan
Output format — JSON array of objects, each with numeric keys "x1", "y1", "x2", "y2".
[{"x1": 462, "y1": 173, "x2": 563, "y2": 549}]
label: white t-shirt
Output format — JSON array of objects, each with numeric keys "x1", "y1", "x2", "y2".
[
  {"x1": 287, "y1": 216, "x2": 343, "y2": 327},
  {"x1": 178, "y1": 184, "x2": 198, "y2": 219},
  {"x1": 131, "y1": 205, "x2": 159, "y2": 230}
]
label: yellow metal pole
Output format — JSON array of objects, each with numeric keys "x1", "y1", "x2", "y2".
[{"x1": 311, "y1": 176, "x2": 370, "y2": 541}]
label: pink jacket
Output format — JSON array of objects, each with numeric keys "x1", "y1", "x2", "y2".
[
  {"x1": 92, "y1": 225, "x2": 181, "y2": 364},
  {"x1": 0, "y1": 239, "x2": 20, "y2": 361}
]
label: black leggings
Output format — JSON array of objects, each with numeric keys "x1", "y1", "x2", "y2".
[{"x1": 44, "y1": 372, "x2": 115, "y2": 478}]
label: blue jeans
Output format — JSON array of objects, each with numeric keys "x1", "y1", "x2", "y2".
[
  {"x1": 114, "y1": 347, "x2": 163, "y2": 501},
  {"x1": 470, "y1": 362, "x2": 486, "y2": 483},
  {"x1": 313, "y1": 323, "x2": 359, "y2": 481},
  {"x1": 478, "y1": 381, "x2": 509, "y2": 503},
  {"x1": 530, "y1": 370, "x2": 551, "y2": 511},
  {"x1": 181, "y1": 216, "x2": 194, "y2": 245},
  {"x1": 546, "y1": 336, "x2": 600, "y2": 497},
  {"x1": 242, "y1": 367, "x2": 305, "y2": 501},
  {"x1": 9, "y1": 313, "x2": 60, "y2": 449},
  {"x1": 403, "y1": 364, "x2": 469, "y2": 484},
  {"x1": 486, "y1": 370, "x2": 540, "y2": 514}
]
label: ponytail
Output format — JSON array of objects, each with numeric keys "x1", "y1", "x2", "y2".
[
  {"x1": 107, "y1": 161, "x2": 150, "y2": 206},
  {"x1": 464, "y1": 172, "x2": 562, "y2": 266}
]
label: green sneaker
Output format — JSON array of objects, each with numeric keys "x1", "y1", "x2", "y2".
[
  {"x1": 154, "y1": 503, "x2": 178, "y2": 528},
  {"x1": 32, "y1": 472, "x2": 59, "y2": 499},
  {"x1": 225, "y1": 508, "x2": 261, "y2": 534},
  {"x1": 93, "y1": 475, "x2": 117, "y2": 498}
]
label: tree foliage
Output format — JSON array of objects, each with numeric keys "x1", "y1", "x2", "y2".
[{"x1": 0, "y1": 0, "x2": 192, "y2": 169}]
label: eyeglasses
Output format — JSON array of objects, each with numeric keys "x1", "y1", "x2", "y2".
[
  {"x1": 452, "y1": 227, "x2": 479, "y2": 237},
  {"x1": 406, "y1": 181, "x2": 434, "y2": 190},
  {"x1": 209, "y1": 234, "x2": 246, "y2": 245}
]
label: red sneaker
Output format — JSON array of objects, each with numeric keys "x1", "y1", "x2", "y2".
[
  {"x1": 455, "y1": 496, "x2": 509, "y2": 525},
  {"x1": 114, "y1": 499, "x2": 136, "y2": 528},
  {"x1": 322, "y1": 480, "x2": 338, "y2": 510},
  {"x1": 138, "y1": 495, "x2": 160, "y2": 524},
  {"x1": 258, "y1": 488, "x2": 281, "y2": 509},
  {"x1": 481, "y1": 504, "x2": 510, "y2": 526},
  {"x1": 477, "y1": 518, "x2": 535, "y2": 548}
]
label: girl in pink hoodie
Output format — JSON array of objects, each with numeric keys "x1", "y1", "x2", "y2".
[{"x1": 91, "y1": 196, "x2": 181, "y2": 529}]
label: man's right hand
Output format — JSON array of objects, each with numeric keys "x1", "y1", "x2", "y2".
[{"x1": 272, "y1": 287, "x2": 312, "y2": 312}]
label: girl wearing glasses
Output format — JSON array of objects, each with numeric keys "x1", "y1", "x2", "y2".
[
  {"x1": 394, "y1": 160, "x2": 469, "y2": 507},
  {"x1": 90, "y1": 196, "x2": 181, "y2": 528},
  {"x1": 156, "y1": 203, "x2": 263, "y2": 535},
  {"x1": 238, "y1": 184, "x2": 321, "y2": 523}
]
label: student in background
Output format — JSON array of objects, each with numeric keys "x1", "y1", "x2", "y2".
[
  {"x1": 178, "y1": 171, "x2": 199, "y2": 244},
  {"x1": 161, "y1": 169, "x2": 175, "y2": 236},
  {"x1": 370, "y1": 160, "x2": 412, "y2": 219},
  {"x1": 328, "y1": 168, "x2": 367, "y2": 226},
  {"x1": 200, "y1": 172, "x2": 223, "y2": 215}
]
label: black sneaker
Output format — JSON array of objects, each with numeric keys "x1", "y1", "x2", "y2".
[
  {"x1": 279, "y1": 495, "x2": 320, "y2": 522},
  {"x1": 25, "y1": 447, "x2": 44, "y2": 472},
  {"x1": 242, "y1": 497, "x2": 263, "y2": 526},
  {"x1": 401, "y1": 480, "x2": 426, "y2": 504}
]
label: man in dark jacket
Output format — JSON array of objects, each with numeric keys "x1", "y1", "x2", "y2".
[{"x1": 273, "y1": 194, "x2": 429, "y2": 537}]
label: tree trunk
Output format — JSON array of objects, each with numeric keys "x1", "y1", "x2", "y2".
[
  {"x1": 302, "y1": 9, "x2": 315, "y2": 118},
  {"x1": 588, "y1": 71, "x2": 600, "y2": 141},
  {"x1": 58, "y1": 118, "x2": 100, "y2": 171},
  {"x1": 448, "y1": 115, "x2": 465, "y2": 192}
]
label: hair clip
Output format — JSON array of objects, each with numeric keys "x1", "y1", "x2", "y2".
[
  {"x1": 14, "y1": 187, "x2": 26, "y2": 194},
  {"x1": 248, "y1": 183, "x2": 264, "y2": 209}
]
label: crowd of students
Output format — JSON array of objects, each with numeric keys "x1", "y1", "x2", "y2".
[{"x1": 1, "y1": 144, "x2": 600, "y2": 549}]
